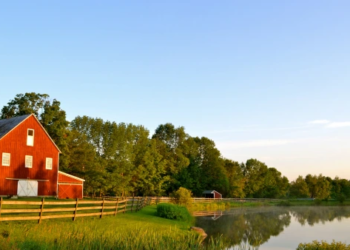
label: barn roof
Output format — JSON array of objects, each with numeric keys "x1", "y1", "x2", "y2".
[
  {"x1": 58, "y1": 171, "x2": 85, "y2": 182},
  {"x1": 0, "y1": 114, "x2": 31, "y2": 139}
]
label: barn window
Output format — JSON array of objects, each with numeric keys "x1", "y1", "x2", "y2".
[
  {"x1": 25, "y1": 155, "x2": 33, "y2": 168},
  {"x1": 46, "y1": 158, "x2": 53, "y2": 170},
  {"x1": 27, "y1": 129, "x2": 34, "y2": 146},
  {"x1": 2, "y1": 153, "x2": 10, "y2": 166}
]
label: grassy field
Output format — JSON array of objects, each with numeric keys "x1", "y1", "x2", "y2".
[{"x1": 0, "y1": 205, "x2": 229, "y2": 250}]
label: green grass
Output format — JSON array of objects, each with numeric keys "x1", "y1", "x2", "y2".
[{"x1": 0, "y1": 205, "x2": 213, "y2": 249}]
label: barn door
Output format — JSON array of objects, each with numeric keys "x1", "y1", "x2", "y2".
[{"x1": 17, "y1": 180, "x2": 38, "y2": 196}]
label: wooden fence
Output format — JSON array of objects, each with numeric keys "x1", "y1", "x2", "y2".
[
  {"x1": 0, "y1": 196, "x2": 152, "y2": 223},
  {"x1": 0, "y1": 196, "x2": 283, "y2": 223}
]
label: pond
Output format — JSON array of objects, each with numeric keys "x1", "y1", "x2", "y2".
[{"x1": 195, "y1": 206, "x2": 350, "y2": 249}]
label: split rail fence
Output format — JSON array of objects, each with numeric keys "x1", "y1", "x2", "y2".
[
  {"x1": 0, "y1": 196, "x2": 152, "y2": 223},
  {"x1": 0, "y1": 196, "x2": 283, "y2": 223}
]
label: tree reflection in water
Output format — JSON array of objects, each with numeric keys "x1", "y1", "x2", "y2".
[
  {"x1": 195, "y1": 206, "x2": 350, "y2": 249},
  {"x1": 289, "y1": 206, "x2": 350, "y2": 226}
]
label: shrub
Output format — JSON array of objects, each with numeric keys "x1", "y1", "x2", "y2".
[
  {"x1": 297, "y1": 240, "x2": 350, "y2": 250},
  {"x1": 172, "y1": 187, "x2": 193, "y2": 206},
  {"x1": 157, "y1": 203, "x2": 192, "y2": 221}
]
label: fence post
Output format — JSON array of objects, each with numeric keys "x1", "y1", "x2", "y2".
[
  {"x1": 100, "y1": 198, "x2": 105, "y2": 218},
  {"x1": 123, "y1": 197, "x2": 127, "y2": 213},
  {"x1": 115, "y1": 198, "x2": 119, "y2": 216},
  {"x1": 131, "y1": 195, "x2": 135, "y2": 212},
  {"x1": 73, "y1": 198, "x2": 79, "y2": 221},
  {"x1": 137, "y1": 197, "x2": 140, "y2": 211},
  {"x1": 38, "y1": 198, "x2": 45, "y2": 224}
]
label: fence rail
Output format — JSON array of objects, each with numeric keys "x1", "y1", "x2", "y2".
[
  {"x1": 0, "y1": 196, "x2": 284, "y2": 223},
  {"x1": 0, "y1": 196, "x2": 152, "y2": 223}
]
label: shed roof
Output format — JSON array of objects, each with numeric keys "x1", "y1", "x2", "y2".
[
  {"x1": 0, "y1": 114, "x2": 31, "y2": 139},
  {"x1": 202, "y1": 190, "x2": 221, "y2": 194},
  {"x1": 58, "y1": 171, "x2": 85, "y2": 182}
]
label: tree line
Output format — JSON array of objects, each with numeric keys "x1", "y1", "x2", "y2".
[{"x1": 1, "y1": 93, "x2": 349, "y2": 200}]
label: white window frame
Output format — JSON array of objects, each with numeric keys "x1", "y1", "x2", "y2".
[
  {"x1": 46, "y1": 157, "x2": 53, "y2": 170},
  {"x1": 27, "y1": 129, "x2": 34, "y2": 146},
  {"x1": 25, "y1": 155, "x2": 33, "y2": 168},
  {"x1": 2, "y1": 153, "x2": 10, "y2": 166}
]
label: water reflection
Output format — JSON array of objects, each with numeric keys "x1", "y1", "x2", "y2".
[
  {"x1": 290, "y1": 206, "x2": 350, "y2": 226},
  {"x1": 195, "y1": 206, "x2": 350, "y2": 249}
]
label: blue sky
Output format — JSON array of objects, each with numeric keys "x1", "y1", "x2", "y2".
[{"x1": 1, "y1": 1, "x2": 349, "y2": 180}]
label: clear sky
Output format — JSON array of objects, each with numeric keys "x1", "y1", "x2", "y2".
[{"x1": 0, "y1": 1, "x2": 349, "y2": 181}]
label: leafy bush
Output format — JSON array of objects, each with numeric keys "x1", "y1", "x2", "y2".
[
  {"x1": 172, "y1": 187, "x2": 193, "y2": 206},
  {"x1": 297, "y1": 240, "x2": 350, "y2": 250},
  {"x1": 157, "y1": 203, "x2": 192, "y2": 221}
]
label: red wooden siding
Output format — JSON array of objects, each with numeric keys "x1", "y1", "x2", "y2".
[
  {"x1": 0, "y1": 115, "x2": 59, "y2": 196},
  {"x1": 58, "y1": 172, "x2": 84, "y2": 184},
  {"x1": 58, "y1": 172, "x2": 84, "y2": 199},
  {"x1": 58, "y1": 184, "x2": 83, "y2": 199},
  {"x1": 213, "y1": 191, "x2": 222, "y2": 199}
]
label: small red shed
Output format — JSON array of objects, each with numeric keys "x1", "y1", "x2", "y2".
[
  {"x1": 58, "y1": 171, "x2": 84, "y2": 199},
  {"x1": 203, "y1": 190, "x2": 222, "y2": 199}
]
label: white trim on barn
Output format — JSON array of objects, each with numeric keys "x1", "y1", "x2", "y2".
[{"x1": 58, "y1": 171, "x2": 85, "y2": 182}]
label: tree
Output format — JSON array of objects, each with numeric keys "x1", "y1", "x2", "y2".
[
  {"x1": 224, "y1": 159, "x2": 245, "y2": 198},
  {"x1": 1, "y1": 93, "x2": 49, "y2": 119},
  {"x1": 152, "y1": 123, "x2": 190, "y2": 193},
  {"x1": 242, "y1": 159, "x2": 268, "y2": 197},
  {"x1": 305, "y1": 174, "x2": 331, "y2": 199},
  {"x1": 331, "y1": 177, "x2": 350, "y2": 203},
  {"x1": 133, "y1": 140, "x2": 168, "y2": 196},
  {"x1": 256, "y1": 168, "x2": 289, "y2": 198},
  {"x1": 290, "y1": 176, "x2": 310, "y2": 198}
]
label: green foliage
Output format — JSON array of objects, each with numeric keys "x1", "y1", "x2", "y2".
[
  {"x1": 172, "y1": 187, "x2": 193, "y2": 206},
  {"x1": 331, "y1": 177, "x2": 350, "y2": 203},
  {"x1": 290, "y1": 176, "x2": 310, "y2": 198},
  {"x1": 224, "y1": 159, "x2": 245, "y2": 198},
  {"x1": 297, "y1": 240, "x2": 350, "y2": 250},
  {"x1": 242, "y1": 159, "x2": 268, "y2": 197},
  {"x1": 157, "y1": 203, "x2": 192, "y2": 221},
  {"x1": 277, "y1": 200, "x2": 291, "y2": 206},
  {"x1": 305, "y1": 174, "x2": 331, "y2": 199}
]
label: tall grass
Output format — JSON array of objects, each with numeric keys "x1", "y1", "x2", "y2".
[
  {"x1": 0, "y1": 205, "x2": 229, "y2": 250},
  {"x1": 189, "y1": 202, "x2": 230, "y2": 211}
]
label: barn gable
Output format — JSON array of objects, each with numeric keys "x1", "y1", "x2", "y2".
[{"x1": 0, "y1": 114, "x2": 61, "y2": 152}]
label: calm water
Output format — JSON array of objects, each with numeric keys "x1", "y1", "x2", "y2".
[{"x1": 195, "y1": 206, "x2": 350, "y2": 250}]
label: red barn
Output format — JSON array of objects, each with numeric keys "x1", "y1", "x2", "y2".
[{"x1": 0, "y1": 114, "x2": 84, "y2": 198}]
